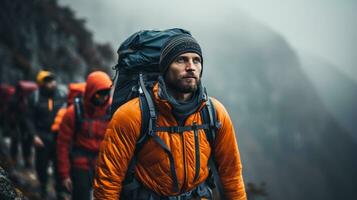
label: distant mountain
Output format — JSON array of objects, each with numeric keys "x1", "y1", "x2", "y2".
[
  {"x1": 0, "y1": 0, "x2": 115, "y2": 84},
  {"x1": 299, "y1": 52, "x2": 357, "y2": 141},
  {"x1": 203, "y1": 23, "x2": 357, "y2": 200}
]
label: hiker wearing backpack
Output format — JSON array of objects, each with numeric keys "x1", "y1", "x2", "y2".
[
  {"x1": 9, "y1": 80, "x2": 38, "y2": 169},
  {"x1": 94, "y1": 30, "x2": 246, "y2": 199},
  {"x1": 57, "y1": 71, "x2": 112, "y2": 200},
  {"x1": 52, "y1": 82, "x2": 86, "y2": 200},
  {"x1": 26, "y1": 70, "x2": 66, "y2": 198}
]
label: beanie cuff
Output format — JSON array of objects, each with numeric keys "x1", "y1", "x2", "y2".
[{"x1": 159, "y1": 34, "x2": 202, "y2": 74}]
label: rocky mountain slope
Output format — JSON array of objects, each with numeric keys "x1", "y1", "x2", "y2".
[{"x1": 0, "y1": 0, "x2": 115, "y2": 85}]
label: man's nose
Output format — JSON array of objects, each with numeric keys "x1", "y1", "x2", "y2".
[{"x1": 185, "y1": 59, "x2": 195, "y2": 71}]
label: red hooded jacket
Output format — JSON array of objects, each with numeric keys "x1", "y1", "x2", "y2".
[{"x1": 57, "y1": 72, "x2": 112, "y2": 180}]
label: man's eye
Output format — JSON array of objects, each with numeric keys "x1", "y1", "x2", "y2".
[
  {"x1": 193, "y1": 58, "x2": 201, "y2": 64},
  {"x1": 175, "y1": 57, "x2": 185, "y2": 63}
]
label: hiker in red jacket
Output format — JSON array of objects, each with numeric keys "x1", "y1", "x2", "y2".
[{"x1": 57, "y1": 71, "x2": 112, "y2": 200}]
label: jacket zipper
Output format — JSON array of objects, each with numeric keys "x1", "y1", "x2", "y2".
[{"x1": 181, "y1": 121, "x2": 200, "y2": 193}]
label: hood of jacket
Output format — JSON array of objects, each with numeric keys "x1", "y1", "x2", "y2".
[{"x1": 84, "y1": 71, "x2": 112, "y2": 115}]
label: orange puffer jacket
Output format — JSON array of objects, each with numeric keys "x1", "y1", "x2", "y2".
[{"x1": 94, "y1": 83, "x2": 246, "y2": 200}]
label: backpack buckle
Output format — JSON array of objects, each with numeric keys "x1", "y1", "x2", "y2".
[
  {"x1": 169, "y1": 126, "x2": 180, "y2": 133},
  {"x1": 148, "y1": 129, "x2": 155, "y2": 136},
  {"x1": 214, "y1": 121, "x2": 222, "y2": 129},
  {"x1": 192, "y1": 122, "x2": 199, "y2": 130},
  {"x1": 138, "y1": 86, "x2": 143, "y2": 94}
]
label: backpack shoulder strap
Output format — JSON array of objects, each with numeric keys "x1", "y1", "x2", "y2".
[
  {"x1": 123, "y1": 74, "x2": 181, "y2": 193},
  {"x1": 201, "y1": 97, "x2": 226, "y2": 199},
  {"x1": 200, "y1": 97, "x2": 221, "y2": 146},
  {"x1": 122, "y1": 74, "x2": 153, "y2": 186},
  {"x1": 136, "y1": 73, "x2": 156, "y2": 152},
  {"x1": 73, "y1": 97, "x2": 84, "y2": 137},
  {"x1": 33, "y1": 89, "x2": 39, "y2": 104}
]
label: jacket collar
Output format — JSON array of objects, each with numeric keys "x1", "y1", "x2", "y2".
[{"x1": 152, "y1": 80, "x2": 208, "y2": 119}]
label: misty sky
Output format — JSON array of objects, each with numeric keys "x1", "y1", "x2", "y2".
[
  {"x1": 54, "y1": 1, "x2": 357, "y2": 198},
  {"x1": 234, "y1": 0, "x2": 357, "y2": 81},
  {"x1": 59, "y1": 0, "x2": 357, "y2": 82}
]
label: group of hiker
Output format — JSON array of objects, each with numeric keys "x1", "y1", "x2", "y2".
[
  {"x1": 0, "y1": 70, "x2": 112, "y2": 199},
  {"x1": 0, "y1": 29, "x2": 247, "y2": 200}
]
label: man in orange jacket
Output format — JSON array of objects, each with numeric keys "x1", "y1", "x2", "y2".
[
  {"x1": 57, "y1": 71, "x2": 112, "y2": 200},
  {"x1": 94, "y1": 34, "x2": 246, "y2": 199}
]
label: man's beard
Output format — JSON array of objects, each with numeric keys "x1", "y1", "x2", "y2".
[{"x1": 165, "y1": 77, "x2": 200, "y2": 94}]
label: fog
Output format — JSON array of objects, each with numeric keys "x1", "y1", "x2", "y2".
[
  {"x1": 60, "y1": 0, "x2": 357, "y2": 81},
  {"x1": 234, "y1": 0, "x2": 357, "y2": 81},
  {"x1": 57, "y1": 1, "x2": 357, "y2": 199}
]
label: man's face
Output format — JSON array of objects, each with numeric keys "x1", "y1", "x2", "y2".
[
  {"x1": 92, "y1": 89, "x2": 110, "y2": 106},
  {"x1": 164, "y1": 52, "x2": 202, "y2": 93},
  {"x1": 44, "y1": 79, "x2": 57, "y2": 91}
]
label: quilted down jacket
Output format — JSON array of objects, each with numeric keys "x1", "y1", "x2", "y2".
[{"x1": 94, "y1": 83, "x2": 246, "y2": 199}]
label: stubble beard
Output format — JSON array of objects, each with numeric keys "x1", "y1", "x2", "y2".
[{"x1": 165, "y1": 77, "x2": 200, "y2": 94}]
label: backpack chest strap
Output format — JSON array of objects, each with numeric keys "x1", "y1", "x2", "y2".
[{"x1": 153, "y1": 124, "x2": 209, "y2": 133}]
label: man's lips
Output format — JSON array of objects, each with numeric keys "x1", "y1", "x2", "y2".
[{"x1": 182, "y1": 76, "x2": 197, "y2": 79}]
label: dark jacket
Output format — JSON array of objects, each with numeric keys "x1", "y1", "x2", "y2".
[{"x1": 26, "y1": 87, "x2": 66, "y2": 140}]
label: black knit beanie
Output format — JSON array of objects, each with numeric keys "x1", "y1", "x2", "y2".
[{"x1": 159, "y1": 34, "x2": 203, "y2": 76}]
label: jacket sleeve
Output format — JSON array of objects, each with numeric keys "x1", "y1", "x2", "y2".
[
  {"x1": 93, "y1": 102, "x2": 141, "y2": 200},
  {"x1": 212, "y1": 98, "x2": 247, "y2": 200},
  {"x1": 56, "y1": 106, "x2": 75, "y2": 180},
  {"x1": 51, "y1": 107, "x2": 67, "y2": 132}
]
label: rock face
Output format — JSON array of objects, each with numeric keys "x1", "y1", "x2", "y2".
[
  {"x1": 0, "y1": 0, "x2": 115, "y2": 84},
  {"x1": 0, "y1": 166, "x2": 26, "y2": 200},
  {"x1": 0, "y1": 1, "x2": 115, "y2": 198}
]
